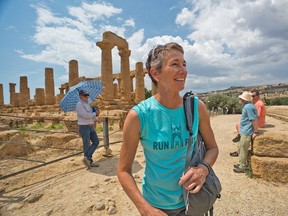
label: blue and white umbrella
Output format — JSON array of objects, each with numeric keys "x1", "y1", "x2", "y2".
[{"x1": 59, "y1": 80, "x2": 102, "y2": 112}]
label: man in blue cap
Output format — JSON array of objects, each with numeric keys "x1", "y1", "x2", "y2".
[{"x1": 76, "y1": 90, "x2": 100, "y2": 169}]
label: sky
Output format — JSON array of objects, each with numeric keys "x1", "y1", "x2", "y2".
[{"x1": 0, "y1": 0, "x2": 288, "y2": 105}]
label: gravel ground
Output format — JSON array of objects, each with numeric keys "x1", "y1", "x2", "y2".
[{"x1": 0, "y1": 114, "x2": 287, "y2": 216}]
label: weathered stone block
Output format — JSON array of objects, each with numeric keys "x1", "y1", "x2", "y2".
[
  {"x1": 251, "y1": 155, "x2": 288, "y2": 183},
  {"x1": 0, "y1": 130, "x2": 19, "y2": 141},
  {"x1": 41, "y1": 133, "x2": 79, "y2": 147},
  {"x1": 63, "y1": 120, "x2": 79, "y2": 133},
  {"x1": 0, "y1": 134, "x2": 34, "y2": 159},
  {"x1": 253, "y1": 132, "x2": 288, "y2": 158},
  {"x1": 51, "y1": 118, "x2": 60, "y2": 124},
  {"x1": 37, "y1": 117, "x2": 45, "y2": 123}
]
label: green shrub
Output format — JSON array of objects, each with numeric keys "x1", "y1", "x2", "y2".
[
  {"x1": 145, "y1": 88, "x2": 152, "y2": 99},
  {"x1": 29, "y1": 123, "x2": 45, "y2": 130},
  {"x1": 270, "y1": 97, "x2": 288, "y2": 105},
  {"x1": 47, "y1": 124, "x2": 64, "y2": 130},
  {"x1": 96, "y1": 125, "x2": 103, "y2": 132}
]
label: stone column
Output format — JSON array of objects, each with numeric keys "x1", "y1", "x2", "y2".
[
  {"x1": 19, "y1": 76, "x2": 30, "y2": 106},
  {"x1": 13, "y1": 93, "x2": 20, "y2": 107},
  {"x1": 59, "y1": 87, "x2": 65, "y2": 95},
  {"x1": 45, "y1": 68, "x2": 55, "y2": 105},
  {"x1": 96, "y1": 40, "x2": 115, "y2": 101},
  {"x1": 135, "y1": 62, "x2": 145, "y2": 104},
  {"x1": 65, "y1": 86, "x2": 69, "y2": 94},
  {"x1": 56, "y1": 87, "x2": 65, "y2": 104},
  {"x1": 119, "y1": 48, "x2": 131, "y2": 101},
  {"x1": 9, "y1": 83, "x2": 16, "y2": 106},
  {"x1": 130, "y1": 75, "x2": 134, "y2": 93},
  {"x1": 115, "y1": 77, "x2": 121, "y2": 99},
  {"x1": 69, "y1": 59, "x2": 79, "y2": 87},
  {"x1": 0, "y1": 84, "x2": 4, "y2": 106},
  {"x1": 60, "y1": 84, "x2": 69, "y2": 94},
  {"x1": 35, "y1": 88, "x2": 45, "y2": 105},
  {"x1": 113, "y1": 83, "x2": 118, "y2": 99},
  {"x1": 116, "y1": 77, "x2": 121, "y2": 93}
]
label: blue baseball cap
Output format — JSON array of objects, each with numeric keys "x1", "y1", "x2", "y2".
[{"x1": 79, "y1": 90, "x2": 89, "y2": 96}]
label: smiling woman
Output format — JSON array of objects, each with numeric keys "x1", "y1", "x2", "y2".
[{"x1": 117, "y1": 42, "x2": 219, "y2": 215}]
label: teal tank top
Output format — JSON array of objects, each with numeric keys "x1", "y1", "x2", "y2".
[{"x1": 132, "y1": 96, "x2": 199, "y2": 209}]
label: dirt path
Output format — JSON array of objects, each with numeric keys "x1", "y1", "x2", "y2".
[{"x1": 0, "y1": 115, "x2": 287, "y2": 216}]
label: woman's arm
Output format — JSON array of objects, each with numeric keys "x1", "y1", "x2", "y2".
[
  {"x1": 198, "y1": 100, "x2": 219, "y2": 167},
  {"x1": 117, "y1": 110, "x2": 166, "y2": 216}
]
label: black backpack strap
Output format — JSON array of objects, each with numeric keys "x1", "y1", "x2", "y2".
[
  {"x1": 183, "y1": 91, "x2": 218, "y2": 216},
  {"x1": 183, "y1": 91, "x2": 194, "y2": 136},
  {"x1": 183, "y1": 91, "x2": 195, "y2": 174}
]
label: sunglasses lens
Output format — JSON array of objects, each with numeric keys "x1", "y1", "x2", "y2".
[{"x1": 152, "y1": 45, "x2": 164, "y2": 60}]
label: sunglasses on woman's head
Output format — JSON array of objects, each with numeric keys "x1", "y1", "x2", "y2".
[{"x1": 151, "y1": 44, "x2": 164, "y2": 60}]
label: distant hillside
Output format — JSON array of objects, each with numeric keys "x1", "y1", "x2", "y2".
[{"x1": 197, "y1": 83, "x2": 288, "y2": 100}]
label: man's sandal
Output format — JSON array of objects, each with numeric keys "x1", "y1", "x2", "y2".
[{"x1": 230, "y1": 151, "x2": 239, "y2": 157}]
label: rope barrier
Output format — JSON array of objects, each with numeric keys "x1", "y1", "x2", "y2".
[
  {"x1": 0, "y1": 140, "x2": 122, "y2": 180},
  {"x1": 10, "y1": 128, "x2": 78, "y2": 134},
  {"x1": 15, "y1": 157, "x2": 46, "y2": 163},
  {"x1": 0, "y1": 151, "x2": 83, "y2": 180},
  {"x1": 0, "y1": 113, "x2": 63, "y2": 120},
  {"x1": 0, "y1": 140, "x2": 122, "y2": 152},
  {"x1": 0, "y1": 141, "x2": 81, "y2": 151}
]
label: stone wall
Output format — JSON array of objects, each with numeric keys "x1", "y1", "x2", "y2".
[{"x1": 266, "y1": 106, "x2": 288, "y2": 123}]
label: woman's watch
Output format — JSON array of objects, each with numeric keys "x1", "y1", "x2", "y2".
[{"x1": 254, "y1": 131, "x2": 259, "y2": 134}]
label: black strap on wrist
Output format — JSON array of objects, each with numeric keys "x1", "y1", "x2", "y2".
[{"x1": 199, "y1": 161, "x2": 211, "y2": 174}]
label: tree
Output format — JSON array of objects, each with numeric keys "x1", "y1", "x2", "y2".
[
  {"x1": 270, "y1": 97, "x2": 288, "y2": 105},
  {"x1": 206, "y1": 93, "x2": 241, "y2": 114},
  {"x1": 145, "y1": 88, "x2": 152, "y2": 99}
]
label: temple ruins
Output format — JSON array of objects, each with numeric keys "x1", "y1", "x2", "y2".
[{"x1": 0, "y1": 31, "x2": 151, "y2": 122}]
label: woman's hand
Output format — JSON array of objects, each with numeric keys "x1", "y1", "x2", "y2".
[
  {"x1": 252, "y1": 132, "x2": 258, "y2": 140},
  {"x1": 139, "y1": 204, "x2": 168, "y2": 216},
  {"x1": 179, "y1": 164, "x2": 208, "y2": 193}
]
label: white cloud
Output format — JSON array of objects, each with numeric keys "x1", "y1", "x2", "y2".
[
  {"x1": 123, "y1": 18, "x2": 135, "y2": 28},
  {"x1": 5, "y1": 25, "x2": 17, "y2": 32},
  {"x1": 100, "y1": 25, "x2": 126, "y2": 37},
  {"x1": 173, "y1": 0, "x2": 288, "y2": 91},
  {"x1": 33, "y1": 4, "x2": 64, "y2": 27},
  {"x1": 19, "y1": 0, "x2": 288, "y2": 96},
  {"x1": 175, "y1": 8, "x2": 195, "y2": 26},
  {"x1": 21, "y1": 2, "x2": 129, "y2": 83},
  {"x1": 68, "y1": 2, "x2": 122, "y2": 26}
]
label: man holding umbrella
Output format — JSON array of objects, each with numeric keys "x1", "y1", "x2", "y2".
[{"x1": 76, "y1": 90, "x2": 101, "y2": 169}]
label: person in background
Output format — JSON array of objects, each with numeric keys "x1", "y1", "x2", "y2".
[
  {"x1": 117, "y1": 42, "x2": 219, "y2": 215},
  {"x1": 76, "y1": 90, "x2": 101, "y2": 169},
  {"x1": 251, "y1": 90, "x2": 266, "y2": 128},
  {"x1": 233, "y1": 91, "x2": 258, "y2": 173},
  {"x1": 231, "y1": 90, "x2": 266, "y2": 145}
]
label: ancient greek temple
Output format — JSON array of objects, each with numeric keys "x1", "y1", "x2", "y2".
[{"x1": 0, "y1": 31, "x2": 157, "y2": 110}]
